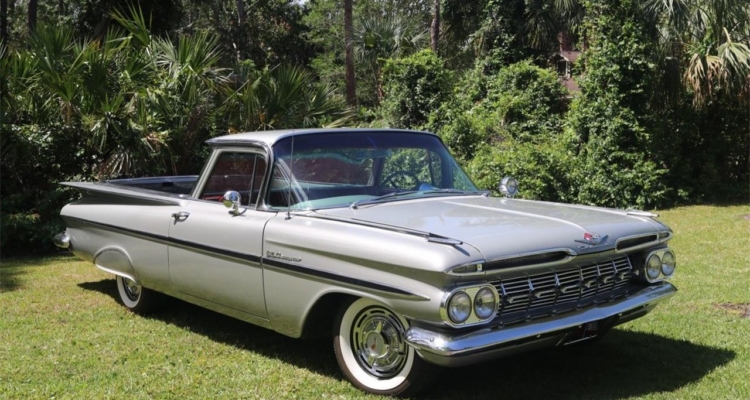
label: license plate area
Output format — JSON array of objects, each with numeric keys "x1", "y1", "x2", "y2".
[{"x1": 563, "y1": 321, "x2": 600, "y2": 345}]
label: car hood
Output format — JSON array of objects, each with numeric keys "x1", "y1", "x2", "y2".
[{"x1": 316, "y1": 196, "x2": 667, "y2": 260}]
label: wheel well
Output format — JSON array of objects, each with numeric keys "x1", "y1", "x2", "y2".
[{"x1": 300, "y1": 293, "x2": 357, "y2": 339}]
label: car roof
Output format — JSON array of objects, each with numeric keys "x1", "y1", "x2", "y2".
[{"x1": 205, "y1": 128, "x2": 436, "y2": 147}]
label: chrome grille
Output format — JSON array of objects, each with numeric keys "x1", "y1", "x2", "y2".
[{"x1": 492, "y1": 256, "x2": 634, "y2": 324}]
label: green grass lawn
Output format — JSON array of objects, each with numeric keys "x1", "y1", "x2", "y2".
[{"x1": 1, "y1": 205, "x2": 749, "y2": 399}]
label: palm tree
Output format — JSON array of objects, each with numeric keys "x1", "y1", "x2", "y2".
[
  {"x1": 223, "y1": 65, "x2": 352, "y2": 132},
  {"x1": 643, "y1": 0, "x2": 750, "y2": 105},
  {"x1": 352, "y1": 14, "x2": 427, "y2": 102},
  {"x1": 525, "y1": 0, "x2": 585, "y2": 51}
]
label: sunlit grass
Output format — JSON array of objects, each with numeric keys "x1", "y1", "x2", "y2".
[{"x1": 1, "y1": 204, "x2": 748, "y2": 399}]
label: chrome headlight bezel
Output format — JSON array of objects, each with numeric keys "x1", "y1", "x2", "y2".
[
  {"x1": 440, "y1": 285, "x2": 499, "y2": 327},
  {"x1": 642, "y1": 248, "x2": 676, "y2": 283}
]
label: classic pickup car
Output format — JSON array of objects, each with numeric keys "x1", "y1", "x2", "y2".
[{"x1": 55, "y1": 128, "x2": 677, "y2": 396}]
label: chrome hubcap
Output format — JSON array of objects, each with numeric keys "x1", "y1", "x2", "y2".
[
  {"x1": 351, "y1": 307, "x2": 407, "y2": 379},
  {"x1": 123, "y1": 278, "x2": 141, "y2": 301}
]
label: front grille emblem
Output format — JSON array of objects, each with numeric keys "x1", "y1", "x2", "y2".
[{"x1": 575, "y1": 232, "x2": 610, "y2": 248}]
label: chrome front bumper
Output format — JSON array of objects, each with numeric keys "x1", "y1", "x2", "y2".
[{"x1": 405, "y1": 283, "x2": 677, "y2": 367}]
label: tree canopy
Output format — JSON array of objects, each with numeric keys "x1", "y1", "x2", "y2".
[{"x1": 1, "y1": 0, "x2": 748, "y2": 255}]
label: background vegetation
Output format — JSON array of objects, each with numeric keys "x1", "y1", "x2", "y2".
[{"x1": 1, "y1": 0, "x2": 749, "y2": 256}]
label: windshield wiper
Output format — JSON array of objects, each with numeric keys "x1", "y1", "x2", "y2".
[
  {"x1": 350, "y1": 189, "x2": 489, "y2": 209},
  {"x1": 422, "y1": 189, "x2": 491, "y2": 196},
  {"x1": 350, "y1": 191, "x2": 418, "y2": 209}
]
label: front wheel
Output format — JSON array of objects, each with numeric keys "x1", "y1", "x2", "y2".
[
  {"x1": 115, "y1": 275, "x2": 155, "y2": 314},
  {"x1": 333, "y1": 298, "x2": 438, "y2": 396}
]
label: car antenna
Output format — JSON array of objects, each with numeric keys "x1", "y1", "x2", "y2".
[{"x1": 286, "y1": 134, "x2": 294, "y2": 220}]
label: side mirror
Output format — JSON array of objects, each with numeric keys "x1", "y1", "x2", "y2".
[
  {"x1": 499, "y1": 177, "x2": 519, "y2": 198},
  {"x1": 222, "y1": 190, "x2": 242, "y2": 215}
]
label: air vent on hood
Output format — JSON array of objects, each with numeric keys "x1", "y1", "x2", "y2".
[
  {"x1": 484, "y1": 251, "x2": 570, "y2": 271},
  {"x1": 616, "y1": 234, "x2": 658, "y2": 251}
]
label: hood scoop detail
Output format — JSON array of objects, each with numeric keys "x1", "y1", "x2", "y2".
[
  {"x1": 484, "y1": 250, "x2": 574, "y2": 271},
  {"x1": 615, "y1": 234, "x2": 658, "y2": 252}
]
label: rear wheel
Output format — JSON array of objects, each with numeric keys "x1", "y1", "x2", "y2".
[
  {"x1": 333, "y1": 298, "x2": 438, "y2": 396},
  {"x1": 116, "y1": 275, "x2": 155, "y2": 314}
]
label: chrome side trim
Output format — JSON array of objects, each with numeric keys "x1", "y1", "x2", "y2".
[
  {"x1": 53, "y1": 232, "x2": 70, "y2": 249},
  {"x1": 406, "y1": 283, "x2": 676, "y2": 361},
  {"x1": 96, "y1": 265, "x2": 139, "y2": 284},
  {"x1": 302, "y1": 213, "x2": 465, "y2": 247},
  {"x1": 61, "y1": 182, "x2": 187, "y2": 205},
  {"x1": 262, "y1": 258, "x2": 430, "y2": 300}
]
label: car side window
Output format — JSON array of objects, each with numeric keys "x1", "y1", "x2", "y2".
[{"x1": 199, "y1": 152, "x2": 266, "y2": 206}]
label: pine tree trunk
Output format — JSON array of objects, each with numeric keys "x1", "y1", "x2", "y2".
[
  {"x1": 28, "y1": 0, "x2": 37, "y2": 34},
  {"x1": 344, "y1": 0, "x2": 356, "y2": 106},
  {"x1": 235, "y1": 0, "x2": 246, "y2": 60},
  {"x1": 430, "y1": 0, "x2": 440, "y2": 53}
]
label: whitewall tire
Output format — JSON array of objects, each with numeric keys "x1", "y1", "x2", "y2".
[
  {"x1": 333, "y1": 298, "x2": 437, "y2": 396},
  {"x1": 115, "y1": 275, "x2": 154, "y2": 314}
]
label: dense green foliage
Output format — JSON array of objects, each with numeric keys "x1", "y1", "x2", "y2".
[
  {"x1": 378, "y1": 50, "x2": 452, "y2": 128},
  {"x1": 566, "y1": 0, "x2": 670, "y2": 208},
  {"x1": 0, "y1": 6, "x2": 348, "y2": 256},
  {"x1": 1, "y1": 0, "x2": 748, "y2": 256}
]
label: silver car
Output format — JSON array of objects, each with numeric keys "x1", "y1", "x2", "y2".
[{"x1": 55, "y1": 129, "x2": 677, "y2": 396}]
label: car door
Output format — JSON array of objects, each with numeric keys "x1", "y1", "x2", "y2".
[{"x1": 168, "y1": 148, "x2": 274, "y2": 318}]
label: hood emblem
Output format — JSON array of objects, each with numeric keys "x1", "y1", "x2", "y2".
[{"x1": 575, "y1": 232, "x2": 609, "y2": 248}]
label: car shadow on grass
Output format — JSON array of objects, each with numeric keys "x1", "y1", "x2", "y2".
[
  {"x1": 79, "y1": 279, "x2": 734, "y2": 399},
  {"x1": 0, "y1": 268, "x2": 26, "y2": 292}
]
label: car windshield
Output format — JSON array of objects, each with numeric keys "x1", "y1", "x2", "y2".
[{"x1": 267, "y1": 131, "x2": 480, "y2": 210}]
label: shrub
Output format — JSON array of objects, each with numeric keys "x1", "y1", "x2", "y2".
[
  {"x1": 467, "y1": 132, "x2": 577, "y2": 202},
  {"x1": 379, "y1": 50, "x2": 453, "y2": 128},
  {"x1": 434, "y1": 61, "x2": 567, "y2": 160}
]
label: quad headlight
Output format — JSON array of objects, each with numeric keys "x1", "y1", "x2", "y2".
[
  {"x1": 646, "y1": 254, "x2": 662, "y2": 280},
  {"x1": 661, "y1": 250, "x2": 676, "y2": 276},
  {"x1": 642, "y1": 248, "x2": 676, "y2": 282},
  {"x1": 474, "y1": 287, "x2": 497, "y2": 320},
  {"x1": 442, "y1": 285, "x2": 499, "y2": 326},
  {"x1": 447, "y1": 291, "x2": 472, "y2": 324}
]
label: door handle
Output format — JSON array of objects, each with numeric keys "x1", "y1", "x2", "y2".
[{"x1": 172, "y1": 211, "x2": 190, "y2": 223}]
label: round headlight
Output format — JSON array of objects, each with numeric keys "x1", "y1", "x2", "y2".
[
  {"x1": 646, "y1": 254, "x2": 662, "y2": 280},
  {"x1": 474, "y1": 287, "x2": 497, "y2": 320},
  {"x1": 447, "y1": 291, "x2": 471, "y2": 324},
  {"x1": 661, "y1": 251, "x2": 676, "y2": 276}
]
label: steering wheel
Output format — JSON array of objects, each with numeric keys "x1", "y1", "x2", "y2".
[{"x1": 382, "y1": 170, "x2": 421, "y2": 190}]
